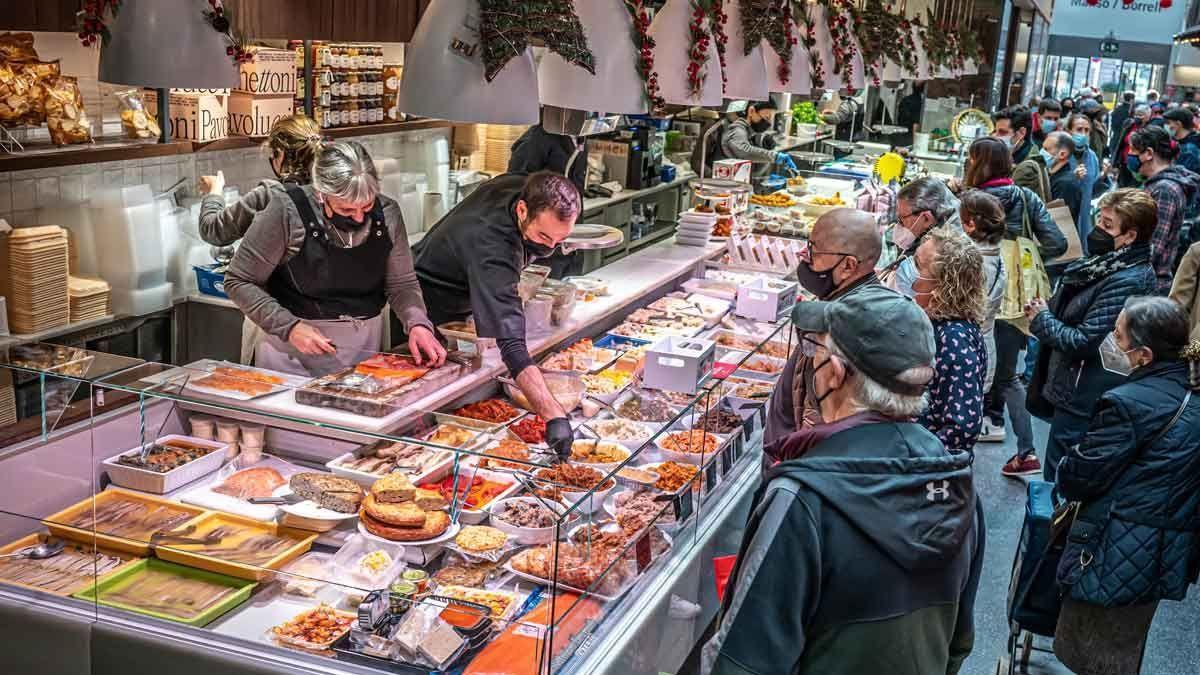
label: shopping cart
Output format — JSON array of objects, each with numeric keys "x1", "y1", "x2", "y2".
[{"x1": 1003, "y1": 480, "x2": 1066, "y2": 675}]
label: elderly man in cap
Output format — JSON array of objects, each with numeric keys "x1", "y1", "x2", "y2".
[
  {"x1": 702, "y1": 286, "x2": 985, "y2": 675},
  {"x1": 765, "y1": 208, "x2": 883, "y2": 449}
]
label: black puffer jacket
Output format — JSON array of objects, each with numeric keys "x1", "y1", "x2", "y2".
[
  {"x1": 979, "y1": 183, "x2": 1068, "y2": 261},
  {"x1": 1029, "y1": 244, "x2": 1156, "y2": 418},
  {"x1": 1056, "y1": 361, "x2": 1200, "y2": 607}
]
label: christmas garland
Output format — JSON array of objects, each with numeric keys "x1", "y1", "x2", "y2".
[
  {"x1": 685, "y1": 0, "x2": 716, "y2": 98},
  {"x1": 947, "y1": 30, "x2": 965, "y2": 73},
  {"x1": 795, "y1": 0, "x2": 824, "y2": 89},
  {"x1": 742, "y1": 0, "x2": 794, "y2": 85},
  {"x1": 708, "y1": 1, "x2": 730, "y2": 92},
  {"x1": 921, "y1": 9, "x2": 953, "y2": 72},
  {"x1": 478, "y1": 0, "x2": 595, "y2": 83},
  {"x1": 78, "y1": 0, "x2": 251, "y2": 64},
  {"x1": 821, "y1": 0, "x2": 859, "y2": 91},
  {"x1": 852, "y1": 0, "x2": 903, "y2": 86},
  {"x1": 958, "y1": 29, "x2": 985, "y2": 66},
  {"x1": 896, "y1": 16, "x2": 919, "y2": 76},
  {"x1": 624, "y1": 0, "x2": 666, "y2": 113}
]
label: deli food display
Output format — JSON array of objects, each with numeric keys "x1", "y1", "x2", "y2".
[{"x1": 0, "y1": 246, "x2": 794, "y2": 675}]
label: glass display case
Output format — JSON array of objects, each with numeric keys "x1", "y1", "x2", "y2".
[{"x1": 0, "y1": 267, "x2": 795, "y2": 675}]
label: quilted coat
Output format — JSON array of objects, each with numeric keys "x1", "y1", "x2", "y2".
[
  {"x1": 1029, "y1": 244, "x2": 1156, "y2": 418},
  {"x1": 979, "y1": 183, "x2": 1068, "y2": 261},
  {"x1": 1055, "y1": 361, "x2": 1200, "y2": 606}
]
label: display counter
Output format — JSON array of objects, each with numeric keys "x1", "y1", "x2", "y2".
[{"x1": 0, "y1": 233, "x2": 795, "y2": 675}]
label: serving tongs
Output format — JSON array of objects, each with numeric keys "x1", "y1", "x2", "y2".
[
  {"x1": 149, "y1": 525, "x2": 226, "y2": 546},
  {"x1": 248, "y1": 489, "x2": 361, "y2": 506}
]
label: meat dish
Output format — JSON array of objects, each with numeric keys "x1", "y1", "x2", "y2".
[
  {"x1": 616, "y1": 391, "x2": 677, "y2": 423},
  {"x1": 480, "y1": 439, "x2": 532, "y2": 471},
  {"x1": 649, "y1": 461, "x2": 699, "y2": 493},
  {"x1": 0, "y1": 539, "x2": 125, "y2": 595},
  {"x1": 335, "y1": 439, "x2": 450, "y2": 478},
  {"x1": 615, "y1": 491, "x2": 674, "y2": 535},
  {"x1": 211, "y1": 467, "x2": 286, "y2": 500},
  {"x1": 696, "y1": 409, "x2": 745, "y2": 434},
  {"x1": 713, "y1": 333, "x2": 790, "y2": 359},
  {"x1": 660, "y1": 430, "x2": 721, "y2": 456},
  {"x1": 452, "y1": 399, "x2": 521, "y2": 424},
  {"x1": 66, "y1": 497, "x2": 195, "y2": 541},
  {"x1": 508, "y1": 416, "x2": 547, "y2": 444},
  {"x1": 420, "y1": 475, "x2": 511, "y2": 511},
  {"x1": 99, "y1": 567, "x2": 237, "y2": 620},
  {"x1": 534, "y1": 465, "x2": 613, "y2": 501},
  {"x1": 272, "y1": 604, "x2": 356, "y2": 651},
  {"x1": 494, "y1": 500, "x2": 558, "y2": 529}
]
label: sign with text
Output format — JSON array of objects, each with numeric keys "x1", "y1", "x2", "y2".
[{"x1": 1049, "y1": 0, "x2": 1186, "y2": 45}]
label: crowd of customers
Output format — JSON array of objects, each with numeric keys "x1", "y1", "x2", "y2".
[{"x1": 706, "y1": 88, "x2": 1200, "y2": 675}]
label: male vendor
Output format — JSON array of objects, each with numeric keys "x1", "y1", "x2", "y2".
[{"x1": 412, "y1": 171, "x2": 579, "y2": 457}]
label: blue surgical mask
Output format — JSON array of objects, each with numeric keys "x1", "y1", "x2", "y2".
[
  {"x1": 1041, "y1": 119, "x2": 1057, "y2": 134},
  {"x1": 1126, "y1": 153, "x2": 1142, "y2": 174},
  {"x1": 1039, "y1": 148, "x2": 1057, "y2": 166},
  {"x1": 1072, "y1": 133, "x2": 1089, "y2": 148}
]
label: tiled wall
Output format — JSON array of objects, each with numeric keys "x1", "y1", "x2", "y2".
[{"x1": 0, "y1": 126, "x2": 452, "y2": 229}]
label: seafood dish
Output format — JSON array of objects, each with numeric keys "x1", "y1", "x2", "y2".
[
  {"x1": 352, "y1": 353, "x2": 429, "y2": 381},
  {"x1": 712, "y1": 332, "x2": 790, "y2": 359},
  {"x1": 451, "y1": 399, "x2": 522, "y2": 424},
  {"x1": 0, "y1": 538, "x2": 127, "y2": 595},
  {"x1": 192, "y1": 366, "x2": 284, "y2": 397},
  {"x1": 493, "y1": 500, "x2": 558, "y2": 529},
  {"x1": 609, "y1": 322, "x2": 687, "y2": 340},
  {"x1": 585, "y1": 418, "x2": 652, "y2": 443},
  {"x1": 696, "y1": 408, "x2": 746, "y2": 434},
  {"x1": 96, "y1": 566, "x2": 241, "y2": 621},
  {"x1": 659, "y1": 430, "x2": 722, "y2": 456},
  {"x1": 510, "y1": 542, "x2": 634, "y2": 596},
  {"x1": 272, "y1": 604, "x2": 356, "y2": 651},
  {"x1": 333, "y1": 439, "x2": 451, "y2": 479},
  {"x1": 164, "y1": 523, "x2": 298, "y2": 567},
  {"x1": 570, "y1": 440, "x2": 631, "y2": 464},
  {"x1": 627, "y1": 309, "x2": 706, "y2": 331},
  {"x1": 480, "y1": 439, "x2": 532, "y2": 471},
  {"x1": 616, "y1": 391, "x2": 677, "y2": 423},
  {"x1": 296, "y1": 358, "x2": 465, "y2": 418},
  {"x1": 64, "y1": 496, "x2": 196, "y2": 542},
  {"x1": 436, "y1": 585, "x2": 517, "y2": 620},
  {"x1": 508, "y1": 416, "x2": 547, "y2": 444},
  {"x1": 211, "y1": 467, "x2": 286, "y2": 500},
  {"x1": 114, "y1": 439, "x2": 218, "y2": 473}
]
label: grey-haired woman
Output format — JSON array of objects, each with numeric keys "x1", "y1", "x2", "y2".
[{"x1": 224, "y1": 141, "x2": 444, "y2": 376}]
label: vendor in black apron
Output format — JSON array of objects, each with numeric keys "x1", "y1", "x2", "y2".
[
  {"x1": 224, "y1": 141, "x2": 445, "y2": 376},
  {"x1": 412, "y1": 171, "x2": 579, "y2": 458}
]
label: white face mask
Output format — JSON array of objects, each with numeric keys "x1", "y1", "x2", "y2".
[
  {"x1": 1099, "y1": 332, "x2": 1137, "y2": 376},
  {"x1": 891, "y1": 224, "x2": 917, "y2": 252}
]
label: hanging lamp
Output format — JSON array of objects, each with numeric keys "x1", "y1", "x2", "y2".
[
  {"x1": 538, "y1": 0, "x2": 648, "y2": 114},
  {"x1": 765, "y1": 8, "x2": 811, "y2": 95},
  {"x1": 722, "y1": 0, "x2": 770, "y2": 100},
  {"x1": 98, "y1": 0, "x2": 238, "y2": 88},
  {"x1": 649, "y1": 0, "x2": 725, "y2": 107},
  {"x1": 397, "y1": 0, "x2": 540, "y2": 124}
]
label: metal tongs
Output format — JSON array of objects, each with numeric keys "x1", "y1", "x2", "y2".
[{"x1": 150, "y1": 525, "x2": 225, "y2": 546}]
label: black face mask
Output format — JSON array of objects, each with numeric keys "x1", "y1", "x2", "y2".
[
  {"x1": 750, "y1": 117, "x2": 772, "y2": 133},
  {"x1": 1087, "y1": 228, "x2": 1117, "y2": 256},
  {"x1": 328, "y1": 209, "x2": 368, "y2": 232},
  {"x1": 796, "y1": 256, "x2": 846, "y2": 300},
  {"x1": 524, "y1": 239, "x2": 557, "y2": 262}
]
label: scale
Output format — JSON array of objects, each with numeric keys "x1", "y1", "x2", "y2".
[{"x1": 559, "y1": 223, "x2": 624, "y2": 254}]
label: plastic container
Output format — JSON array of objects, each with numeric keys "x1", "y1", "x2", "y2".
[
  {"x1": 331, "y1": 533, "x2": 407, "y2": 590},
  {"x1": 101, "y1": 435, "x2": 229, "y2": 494},
  {"x1": 239, "y1": 424, "x2": 266, "y2": 447},
  {"x1": 189, "y1": 415, "x2": 215, "y2": 440},
  {"x1": 216, "y1": 420, "x2": 241, "y2": 443},
  {"x1": 92, "y1": 184, "x2": 174, "y2": 315},
  {"x1": 193, "y1": 264, "x2": 229, "y2": 299},
  {"x1": 238, "y1": 443, "x2": 262, "y2": 464}
]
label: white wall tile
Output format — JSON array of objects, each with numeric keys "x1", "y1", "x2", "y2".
[
  {"x1": 35, "y1": 176, "x2": 60, "y2": 207},
  {"x1": 103, "y1": 169, "x2": 123, "y2": 187},
  {"x1": 82, "y1": 170, "x2": 101, "y2": 199},
  {"x1": 60, "y1": 175, "x2": 82, "y2": 203},
  {"x1": 10, "y1": 209, "x2": 35, "y2": 226},
  {"x1": 122, "y1": 167, "x2": 141, "y2": 186},
  {"x1": 11, "y1": 178, "x2": 34, "y2": 211},
  {"x1": 0, "y1": 177, "x2": 10, "y2": 214},
  {"x1": 141, "y1": 164, "x2": 161, "y2": 191}
]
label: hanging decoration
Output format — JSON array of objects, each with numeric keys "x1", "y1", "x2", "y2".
[
  {"x1": 921, "y1": 8, "x2": 952, "y2": 71},
  {"x1": 853, "y1": 0, "x2": 910, "y2": 86},
  {"x1": 202, "y1": 1, "x2": 252, "y2": 64},
  {"x1": 684, "y1": 1, "x2": 715, "y2": 97},
  {"x1": 624, "y1": 0, "x2": 666, "y2": 113},
  {"x1": 478, "y1": 0, "x2": 595, "y2": 83},
  {"x1": 708, "y1": 1, "x2": 730, "y2": 92},
  {"x1": 742, "y1": 1, "x2": 797, "y2": 86},
  {"x1": 796, "y1": 0, "x2": 824, "y2": 89},
  {"x1": 821, "y1": 0, "x2": 859, "y2": 89},
  {"x1": 79, "y1": 0, "x2": 251, "y2": 64}
]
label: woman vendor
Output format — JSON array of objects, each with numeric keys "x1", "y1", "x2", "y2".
[{"x1": 224, "y1": 141, "x2": 445, "y2": 376}]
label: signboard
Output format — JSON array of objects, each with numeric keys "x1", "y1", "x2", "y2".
[
  {"x1": 1050, "y1": 0, "x2": 1187, "y2": 45},
  {"x1": 1100, "y1": 36, "x2": 1120, "y2": 56}
]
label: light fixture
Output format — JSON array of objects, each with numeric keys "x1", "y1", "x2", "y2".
[
  {"x1": 907, "y1": 25, "x2": 932, "y2": 81},
  {"x1": 721, "y1": 0, "x2": 770, "y2": 100},
  {"x1": 649, "y1": 0, "x2": 725, "y2": 107},
  {"x1": 765, "y1": 10, "x2": 811, "y2": 94},
  {"x1": 538, "y1": 0, "x2": 648, "y2": 114},
  {"x1": 811, "y1": 3, "x2": 844, "y2": 91},
  {"x1": 98, "y1": 0, "x2": 238, "y2": 88},
  {"x1": 397, "y1": 0, "x2": 540, "y2": 125}
]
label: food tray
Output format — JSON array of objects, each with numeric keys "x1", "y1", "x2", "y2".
[
  {"x1": 138, "y1": 360, "x2": 307, "y2": 401},
  {"x1": 330, "y1": 533, "x2": 407, "y2": 590},
  {"x1": 102, "y1": 434, "x2": 229, "y2": 495},
  {"x1": 603, "y1": 488, "x2": 683, "y2": 534},
  {"x1": 272, "y1": 484, "x2": 363, "y2": 533},
  {"x1": 152, "y1": 511, "x2": 318, "y2": 581},
  {"x1": 74, "y1": 558, "x2": 256, "y2": 627},
  {"x1": 654, "y1": 430, "x2": 730, "y2": 466},
  {"x1": 419, "y1": 465, "x2": 524, "y2": 524},
  {"x1": 326, "y1": 432, "x2": 465, "y2": 489},
  {"x1": 706, "y1": 329, "x2": 792, "y2": 361},
  {"x1": 178, "y1": 454, "x2": 304, "y2": 522},
  {"x1": 433, "y1": 401, "x2": 527, "y2": 433},
  {"x1": 43, "y1": 488, "x2": 209, "y2": 557},
  {"x1": 0, "y1": 533, "x2": 141, "y2": 597},
  {"x1": 268, "y1": 605, "x2": 358, "y2": 652},
  {"x1": 296, "y1": 361, "x2": 467, "y2": 418},
  {"x1": 487, "y1": 496, "x2": 572, "y2": 546}
]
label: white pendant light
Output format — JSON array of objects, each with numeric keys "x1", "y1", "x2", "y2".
[
  {"x1": 765, "y1": 11, "x2": 811, "y2": 95},
  {"x1": 649, "y1": 0, "x2": 724, "y2": 107},
  {"x1": 98, "y1": 0, "x2": 237, "y2": 88},
  {"x1": 721, "y1": 0, "x2": 769, "y2": 100},
  {"x1": 810, "y1": 3, "x2": 843, "y2": 92},
  {"x1": 397, "y1": 0, "x2": 539, "y2": 125},
  {"x1": 847, "y1": 18, "x2": 867, "y2": 90},
  {"x1": 963, "y1": 57, "x2": 979, "y2": 76},
  {"x1": 906, "y1": 26, "x2": 932, "y2": 80},
  {"x1": 538, "y1": 0, "x2": 647, "y2": 114}
]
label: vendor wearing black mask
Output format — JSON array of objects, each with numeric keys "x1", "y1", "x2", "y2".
[
  {"x1": 764, "y1": 209, "x2": 884, "y2": 450},
  {"x1": 412, "y1": 171, "x2": 580, "y2": 457}
]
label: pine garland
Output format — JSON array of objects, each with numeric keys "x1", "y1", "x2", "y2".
[
  {"x1": 708, "y1": 0, "x2": 729, "y2": 92},
  {"x1": 624, "y1": 0, "x2": 666, "y2": 113},
  {"x1": 795, "y1": 0, "x2": 823, "y2": 89},
  {"x1": 478, "y1": 0, "x2": 595, "y2": 83},
  {"x1": 822, "y1": 0, "x2": 858, "y2": 89}
]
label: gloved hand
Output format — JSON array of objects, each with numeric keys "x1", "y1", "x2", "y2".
[
  {"x1": 775, "y1": 153, "x2": 798, "y2": 172},
  {"x1": 545, "y1": 417, "x2": 574, "y2": 461}
]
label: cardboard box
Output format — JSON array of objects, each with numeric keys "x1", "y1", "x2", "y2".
[
  {"x1": 236, "y1": 47, "x2": 298, "y2": 96},
  {"x1": 145, "y1": 91, "x2": 228, "y2": 142},
  {"x1": 227, "y1": 93, "x2": 294, "y2": 137},
  {"x1": 713, "y1": 158, "x2": 752, "y2": 183}
]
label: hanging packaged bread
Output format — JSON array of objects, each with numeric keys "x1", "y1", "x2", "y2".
[
  {"x1": 0, "y1": 32, "x2": 39, "y2": 63},
  {"x1": 115, "y1": 88, "x2": 161, "y2": 139},
  {"x1": 44, "y1": 76, "x2": 91, "y2": 146},
  {"x1": 0, "y1": 62, "x2": 40, "y2": 125}
]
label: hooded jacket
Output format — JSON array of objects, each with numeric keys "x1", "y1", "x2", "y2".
[
  {"x1": 1144, "y1": 165, "x2": 1200, "y2": 293},
  {"x1": 702, "y1": 421, "x2": 985, "y2": 675},
  {"x1": 979, "y1": 182, "x2": 1069, "y2": 261}
]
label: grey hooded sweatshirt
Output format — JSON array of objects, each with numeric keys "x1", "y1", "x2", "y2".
[{"x1": 702, "y1": 420, "x2": 985, "y2": 675}]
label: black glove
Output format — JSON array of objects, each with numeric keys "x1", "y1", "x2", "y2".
[{"x1": 545, "y1": 417, "x2": 574, "y2": 460}]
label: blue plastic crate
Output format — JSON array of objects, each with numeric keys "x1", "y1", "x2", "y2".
[
  {"x1": 594, "y1": 334, "x2": 652, "y2": 351},
  {"x1": 193, "y1": 264, "x2": 229, "y2": 299}
]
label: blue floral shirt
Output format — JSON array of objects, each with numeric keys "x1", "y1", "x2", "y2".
[{"x1": 917, "y1": 319, "x2": 987, "y2": 451}]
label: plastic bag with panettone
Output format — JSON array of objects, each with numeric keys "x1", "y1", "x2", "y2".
[
  {"x1": 0, "y1": 32, "x2": 39, "y2": 63},
  {"x1": 14, "y1": 60, "x2": 60, "y2": 126},
  {"x1": 114, "y1": 88, "x2": 160, "y2": 139},
  {"x1": 44, "y1": 76, "x2": 91, "y2": 145}
]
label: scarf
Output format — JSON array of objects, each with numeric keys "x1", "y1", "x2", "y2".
[
  {"x1": 1059, "y1": 242, "x2": 1150, "y2": 288},
  {"x1": 767, "y1": 411, "x2": 896, "y2": 464},
  {"x1": 976, "y1": 177, "x2": 1014, "y2": 190}
]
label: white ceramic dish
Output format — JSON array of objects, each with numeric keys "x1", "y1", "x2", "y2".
[
  {"x1": 487, "y1": 496, "x2": 572, "y2": 545},
  {"x1": 356, "y1": 520, "x2": 462, "y2": 547},
  {"x1": 654, "y1": 430, "x2": 728, "y2": 466},
  {"x1": 273, "y1": 484, "x2": 361, "y2": 523},
  {"x1": 102, "y1": 435, "x2": 228, "y2": 495}
]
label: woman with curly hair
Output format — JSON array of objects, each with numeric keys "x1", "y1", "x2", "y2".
[{"x1": 912, "y1": 226, "x2": 989, "y2": 451}]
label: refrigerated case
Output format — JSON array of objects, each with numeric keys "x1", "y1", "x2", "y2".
[{"x1": 0, "y1": 256, "x2": 793, "y2": 675}]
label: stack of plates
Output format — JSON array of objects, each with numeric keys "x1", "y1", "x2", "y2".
[
  {"x1": 68, "y1": 276, "x2": 110, "y2": 322},
  {"x1": 0, "y1": 226, "x2": 69, "y2": 334},
  {"x1": 0, "y1": 369, "x2": 14, "y2": 428},
  {"x1": 676, "y1": 210, "x2": 717, "y2": 247}
]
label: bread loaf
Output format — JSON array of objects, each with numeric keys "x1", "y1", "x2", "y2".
[{"x1": 289, "y1": 472, "x2": 363, "y2": 514}]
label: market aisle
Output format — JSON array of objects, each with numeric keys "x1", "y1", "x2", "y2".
[{"x1": 962, "y1": 419, "x2": 1200, "y2": 675}]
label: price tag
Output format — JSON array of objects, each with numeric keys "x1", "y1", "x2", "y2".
[
  {"x1": 705, "y1": 462, "x2": 719, "y2": 492},
  {"x1": 721, "y1": 445, "x2": 734, "y2": 476},
  {"x1": 673, "y1": 489, "x2": 694, "y2": 522},
  {"x1": 712, "y1": 362, "x2": 737, "y2": 379},
  {"x1": 634, "y1": 532, "x2": 652, "y2": 573}
]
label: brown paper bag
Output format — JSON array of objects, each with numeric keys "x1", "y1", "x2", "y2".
[{"x1": 1045, "y1": 198, "x2": 1084, "y2": 263}]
